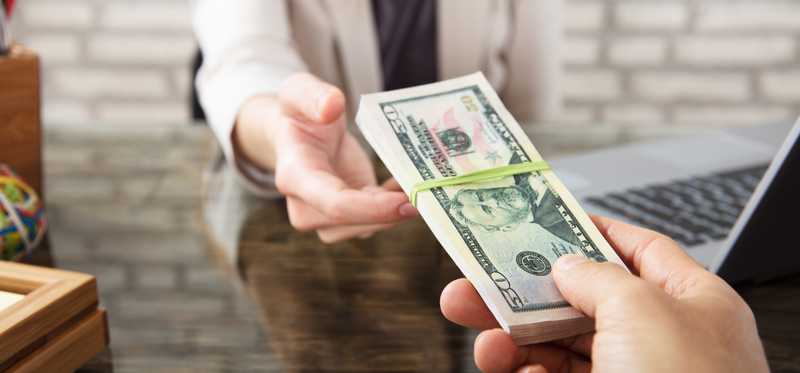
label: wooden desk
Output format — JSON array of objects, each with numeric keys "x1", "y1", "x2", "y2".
[
  {"x1": 237, "y1": 199, "x2": 472, "y2": 372},
  {"x1": 34, "y1": 123, "x2": 795, "y2": 372},
  {"x1": 0, "y1": 45, "x2": 43, "y2": 196},
  {"x1": 229, "y1": 127, "x2": 800, "y2": 373},
  {"x1": 234, "y1": 198, "x2": 800, "y2": 373},
  {"x1": 738, "y1": 277, "x2": 800, "y2": 372}
]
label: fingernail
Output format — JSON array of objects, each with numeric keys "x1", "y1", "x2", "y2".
[
  {"x1": 516, "y1": 365, "x2": 546, "y2": 373},
  {"x1": 556, "y1": 254, "x2": 588, "y2": 271},
  {"x1": 474, "y1": 332, "x2": 486, "y2": 346},
  {"x1": 398, "y1": 203, "x2": 418, "y2": 217}
]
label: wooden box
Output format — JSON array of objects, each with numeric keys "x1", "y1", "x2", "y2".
[
  {"x1": 0, "y1": 45, "x2": 43, "y2": 197},
  {"x1": 0, "y1": 262, "x2": 108, "y2": 372}
]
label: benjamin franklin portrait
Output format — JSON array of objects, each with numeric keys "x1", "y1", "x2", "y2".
[{"x1": 447, "y1": 173, "x2": 580, "y2": 246}]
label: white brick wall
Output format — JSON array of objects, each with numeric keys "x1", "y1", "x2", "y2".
[
  {"x1": 11, "y1": 0, "x2": 800, "y2": 128},
  {"x1": 608, "y1": 37, "x2": 668, "y2": 66},
  {"x1": 603, "y1": 104, "x2": 664, "y2": 125},
  {"x1": 761, "y1": 71, "x2": 800, "y2": 102},
  {"x1": 97, "y1": 101, "x2": 189, "y2": 125},
  {"x1": 23, "y1": 34, "x2": 81, "y2": 64},
  {"x1": 696, "y1": 2, "x2": 800, "y2": 31},
  {"x1": 632, "y1": 72, "x2": 751, "y2": 102},
  {"x1": 674, "y1": 106, "x2": 793, "y2": 127},
  {"x1": 100, "y1": 2, "x2": 191, "y2": 30},
  {"x1": 564, "y1": 2, "x2": 605, "y2": 32},
  {"x1": 13, "y1": 0, "x2": 193, "y2": 125},
  {"x1": 20, "y1": 1, "x2": 94, "y2": 28},
  {"x1": 49, "y1": 68, "x2": 171, "y2": 99},
  {"x1": 562, "y1": 0, "x2": 800, "y2": 127},
  {"x1": 564, "y1": 70, "x2": 622, "y2": 101},
  {"x1": 675, "y1": 36, "x2": 796, "y2": 66},
  {"x1": 563, "y1": 37, "x2": 600, "y2": 65},
  {"x1": 87, "y1": 35, "x2": 195, "y2": 64},
  {"x1": 615, "y1": 2, "x2": 689, "y2": 31}
]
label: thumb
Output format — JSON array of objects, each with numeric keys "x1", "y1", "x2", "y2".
[
  {"x1": 553, "y1": 255, "x2": 643, "y2": 317},
  {"x1": 279, "y1": 73, "x2": 345, "y2": 124}
]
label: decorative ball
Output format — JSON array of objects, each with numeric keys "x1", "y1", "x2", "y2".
[{"x1": 0, "y1": 165, "x2": 47, "y2": 261}]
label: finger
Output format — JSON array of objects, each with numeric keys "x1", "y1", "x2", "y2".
[
  {"x1": 378, "y1": 178, "x2": 417, "y2": 216},
  {"x1": 552, "y1": 254, "x2": 644, "y2": 317},
  {"x1": 381, "y1": 177, "x2": 403, "y2": 192},
  {"x1": 515, "y1": 365, "x2": 548, "y2": 373},
  {"x1": 438, "y1": 279, "x2": 593, "y2": 355},
  {"x1": 278, "y1": 166, "x2": 415, "y2": 225},
  {"x1": 317, "y1": 223, "x2": 395, "y2": 244},
  {"x1": 516, "y1": 344, "x2": 591, "y2": 373},
  {"x1": 287, "y1": 196, "x2": 389, "y2": 230},
  {"x1": 440, "y1": 278, "x2": 499, "y2": 330},
  {"x1": 474, "y1": 329, "x2": 521, "y2": 373},
  {"x1": 288, "y1": 197, "x2": 397, "y2": 241},
  {"x1": 551, "y1": 333, "x2": 593, "y2": 357},
  {"x1": 288, "y1": 181, "x2": 416, "y2": 230},
  {"x1": 286, "y1": 197, "x2": 331, "y2": 231},
  {"x1": 590, "y1": 215, "x2": 709, "y2": 295},
  {"x1": 279, "y1": 73, "x2": 345, "y2": 124},
  {"x1": 475, "y1": 329, "x2": 590, "y2": 373}
]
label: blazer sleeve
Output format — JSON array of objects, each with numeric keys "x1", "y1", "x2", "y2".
[{"x1": 191, "y1": 0, "x2": 306, "y2": 186}]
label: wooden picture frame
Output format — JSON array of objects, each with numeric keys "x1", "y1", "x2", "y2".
[{"x1": 0, "y1": 261, "x2": 108, "y2": 372}]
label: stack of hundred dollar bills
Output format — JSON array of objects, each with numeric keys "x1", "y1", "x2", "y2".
[{"x1": 356, "y1": 73, "x2": 627, "y2": 345}]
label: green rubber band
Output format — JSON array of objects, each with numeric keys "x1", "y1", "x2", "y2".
[{"x1": 410, "y1": 160, "x2": 551, "y2": 207}]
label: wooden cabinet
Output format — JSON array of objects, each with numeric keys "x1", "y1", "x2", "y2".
[{"x1": 0, "y1": 45, "x2": 42, "y2": 198}]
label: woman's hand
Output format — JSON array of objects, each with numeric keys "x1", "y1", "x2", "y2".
[
  {"x1": 235, "y1": 73, "x2": 417, "y2": 243},
  {"x1": 439, "y1": 215, "x2": 769, "y2": 373}
]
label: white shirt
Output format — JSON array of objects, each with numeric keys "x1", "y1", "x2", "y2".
[{"x1": 191, "y1": 0, "x2": 563, "y2": 194}]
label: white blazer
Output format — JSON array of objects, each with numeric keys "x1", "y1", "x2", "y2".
[{"x1": 192, "y1": 0, "x2": 563, "y2": 164}]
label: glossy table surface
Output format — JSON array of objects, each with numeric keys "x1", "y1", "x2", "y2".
[
  {"x1": 237, "y1": 199, "x2": 472, "y2": 372},
  {"x1": 232, "y1": 187, "x2": 800, "y2": 373},
  {"x1": 39, "y1": 124, "x2": 800, "y2": 372},
  {"x1": 227, "y1": 125, "x2": 800, "y2": 372}
]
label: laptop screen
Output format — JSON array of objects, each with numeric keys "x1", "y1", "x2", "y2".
[{"x1": 713, "y1": 120, "x2": 800, "y2": 283}]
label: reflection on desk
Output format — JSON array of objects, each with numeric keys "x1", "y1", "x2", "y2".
[
  {"x1": 234, "y1": 199, "x2": 800, "y2": 372},
  {"x1": 237, "y1": 198, "x2": 475, "y2": 372}
]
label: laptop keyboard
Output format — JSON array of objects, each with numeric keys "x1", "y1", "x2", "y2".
[{"x1": 584, "y1": 164, "x2": 769, "y2": 248}]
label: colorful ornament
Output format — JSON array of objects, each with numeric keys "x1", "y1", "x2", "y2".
[{"x1": 0, "y1": 165, "x2": 46, "y2": 260}]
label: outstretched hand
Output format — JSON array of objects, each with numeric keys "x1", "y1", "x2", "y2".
[
  {"x1": 238, "y1": 73, "x2": 417, "y2": 242},
  {"x1": 439, "y1": 215, "x2": 769, "y2": 373}
]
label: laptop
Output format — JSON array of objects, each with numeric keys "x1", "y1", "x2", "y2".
[{"x1": 550, "y1": 119, "x2": 800, "y2": 284}]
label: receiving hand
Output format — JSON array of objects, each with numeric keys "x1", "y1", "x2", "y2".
[
  {"x1": 439, "y1": 215, "x2": 769, "y2": 373},
  {"x1": 237, "y1": 73, "x2": 417, "y2": 243}
]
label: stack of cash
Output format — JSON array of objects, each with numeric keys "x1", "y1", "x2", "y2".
[{"x1": 356, "y1": 73, "x2": 627, "y2": 345}]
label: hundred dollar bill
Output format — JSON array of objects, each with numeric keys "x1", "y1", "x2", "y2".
[{"x1": 356, "y1": 73, "x2": 627, "y2": 345}]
